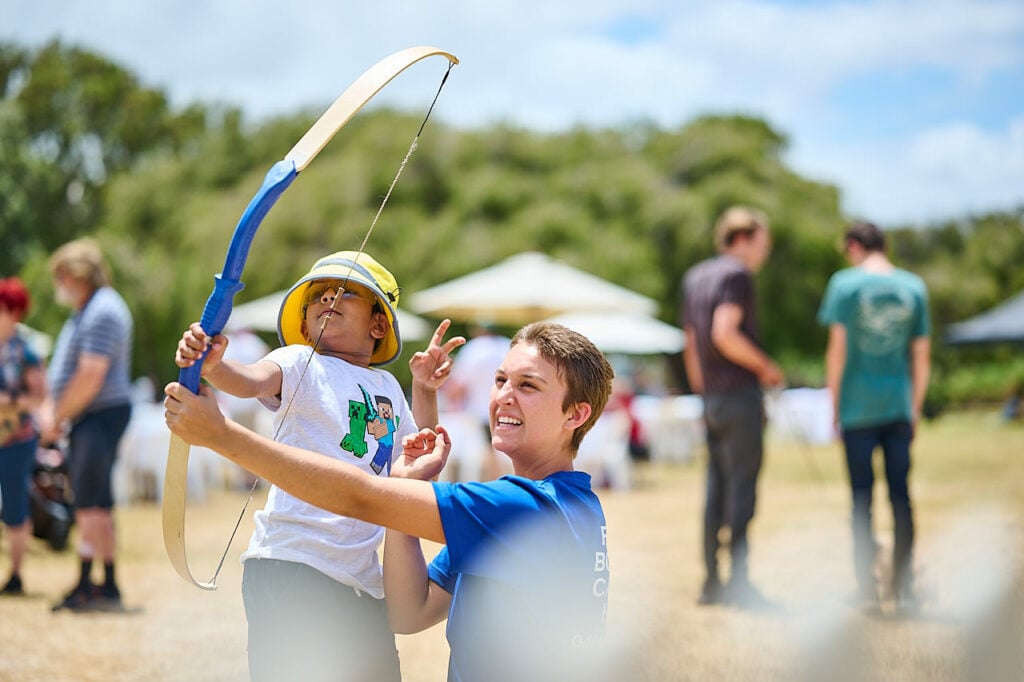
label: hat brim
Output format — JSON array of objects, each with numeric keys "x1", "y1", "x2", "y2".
[{"x1": 277, "y1": 265, "x2": 401, "y2": 366}]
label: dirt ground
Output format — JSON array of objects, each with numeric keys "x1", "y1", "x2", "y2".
[{"x1": 2, "y1": 412, "x2": 1023, "y2": 681}]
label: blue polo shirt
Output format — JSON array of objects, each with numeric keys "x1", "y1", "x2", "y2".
[{"x1": 428, "y1": 471, "x2": 608, "y2": 682}]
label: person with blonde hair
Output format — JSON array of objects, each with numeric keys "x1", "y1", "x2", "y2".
[
  {"x1": 681, "y1": 206, "x2": 783, "y2": 608},
  {"x1": 46, "y1": 238, "x2": 134, "y2": 612}
]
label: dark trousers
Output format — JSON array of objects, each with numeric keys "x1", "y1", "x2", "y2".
[
  {"x1": 68, "y1": 404, "x2": 131, "y2": 509},
  {"x1": 702, "y1": 386, "x2": 764, "y2": 584},
  {"x1": 0, "y1": 438, "x2": 37, "y2": 526},
  {"x1": 841, "y1": 420, "x2": 915, "y2": 596}
]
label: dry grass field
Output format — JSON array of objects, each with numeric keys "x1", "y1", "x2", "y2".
[{"x1": 1, "y1": 410, "x2": 1022, "y2": 681}]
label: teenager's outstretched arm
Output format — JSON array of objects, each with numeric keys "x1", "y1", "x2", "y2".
[
  {"x1": 383, "y1": 530, "x2": 452, "y2": 633},
  {"x1": 164, "y1": 382, "x2": 445, "y2": 542},
  {"x1": 384, "y1": 427, "x2": 456, "y2": 633}
]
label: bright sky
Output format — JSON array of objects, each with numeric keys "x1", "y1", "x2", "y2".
[{"x1": 3, "y1": 0, "x2": 1023, "y2": 225}]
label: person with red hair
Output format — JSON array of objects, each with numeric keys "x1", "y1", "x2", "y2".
[{"x1": 0, "y1": 277, "x2": 49, "y2": 595}]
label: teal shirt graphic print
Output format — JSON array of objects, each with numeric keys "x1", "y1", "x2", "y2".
[{"x1": 818, "y1": 267, "x2": 930, "y2": 429}]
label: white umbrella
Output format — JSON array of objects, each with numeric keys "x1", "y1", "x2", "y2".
[
  {"x1": 545, "y1": 311, "x2": 685, "y2": 355},
  {"x1": 225, "y1": 290, "x2": 431, "y2": 341},
  {"x1": 407, "y1": 251, "x2": 657, "y2": 325}
]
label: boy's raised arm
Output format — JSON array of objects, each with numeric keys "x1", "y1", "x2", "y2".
[{"x1": 408, "y1": 319, "x2": 465, "y2": 429}]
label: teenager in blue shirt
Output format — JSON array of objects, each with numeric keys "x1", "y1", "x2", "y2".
[{"x1": 165, "y1": 321, "x2": 613, "y2": 681}]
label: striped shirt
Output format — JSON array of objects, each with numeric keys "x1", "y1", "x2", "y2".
[{"x1": 49, "y1": 286, "x2": 134, "y2": 415}]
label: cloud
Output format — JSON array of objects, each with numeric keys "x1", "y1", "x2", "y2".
[
  {"x1": 907, "y1": 116, "x2": 1024, "y2": 212},
  {"x1": 2, "y1": 0, "x2": 1022, "y2": 223},
  {"x1": 790, "y1": 115, "x2": 1024, "y2": 223}
]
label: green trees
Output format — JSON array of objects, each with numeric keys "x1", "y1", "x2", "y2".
[
  {"x1": 2, "y1": 40, "x2": 1020, "y2": 404},
  {"x1": 1, "y1": 41, "x2": 209, "y2": 274}
]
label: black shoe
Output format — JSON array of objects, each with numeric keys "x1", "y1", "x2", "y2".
[
  {"x1": 697, "y1": 577, "x2": 724, "y2": 606},
  {"x1": 893, "y1": 587, "x2": 921, "y2": 616},
  {"x1": 1, "y1": 574, "x2": 24, "y2": 596},
  {"x1": 52, "y1": 584, "x2": 97, "y2": 612},
  {"x1": 725, "y1": 579, "x2": 778, "y2": 611},
  {"x1": 846, "y1": 583, "x2": 881, "y2": 614},
  {"x1": 93, "y1": 583, "x2": 125, "y2": 612}
]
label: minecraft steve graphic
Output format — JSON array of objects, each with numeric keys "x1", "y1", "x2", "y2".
[
  {"x1": 339, "y1": 384, "x2": 397, "y2": 475},
  {"x1": 367, "y1": 395, "x2": 397, "y2": 475}
]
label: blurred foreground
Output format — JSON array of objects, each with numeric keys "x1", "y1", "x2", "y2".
[{"x1": 1, "y1": 410, "x2": 1022, "y2": 681}]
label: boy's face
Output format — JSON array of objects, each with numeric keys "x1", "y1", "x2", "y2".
[
  {"x1": 489, "y1": 342, "x2": 581, "y2": 464},
  {"x1": 300, "y1": 279, "x2": 387, "y2": 355}
]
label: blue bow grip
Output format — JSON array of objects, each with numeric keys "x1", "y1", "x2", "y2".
[{"x1": 178, "y1": 160, "x2": 298, "y2": 394}]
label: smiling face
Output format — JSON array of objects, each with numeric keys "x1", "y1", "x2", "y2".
[
  {"x1": 300, "y1": 279, "x2": 388, "y2": 365},
  {"x1": 489, "y1": 341, "x2": 591, "y2": 476}
]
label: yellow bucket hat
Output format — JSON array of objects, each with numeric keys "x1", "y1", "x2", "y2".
[{"x1": 277, "y1": 251, "x2": 402, "y2": 366}]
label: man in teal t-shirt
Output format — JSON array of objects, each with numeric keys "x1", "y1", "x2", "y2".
[{"x1": 818, "y1": 221, "x2": 931, "y2": 613}]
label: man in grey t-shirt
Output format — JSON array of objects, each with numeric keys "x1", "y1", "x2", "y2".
[{"x1": 681, "y1": 207, "x2": 783, "y2": 608}]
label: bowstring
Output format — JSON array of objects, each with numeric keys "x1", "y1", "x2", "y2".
[{"x1": 207, "y1": 59, "x2": 456, "y2": 586}]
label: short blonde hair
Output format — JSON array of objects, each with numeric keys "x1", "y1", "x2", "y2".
[
  {"x1": 49, "y1": 238, "x2": 111, "y2": 289},
  {"x1": 714, "y1": 207, "x2": 769, "y2": 252}
]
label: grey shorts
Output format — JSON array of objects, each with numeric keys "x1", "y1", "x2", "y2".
[{"x1": 242, "y1": 558, "x2": 401, "y2": 682}]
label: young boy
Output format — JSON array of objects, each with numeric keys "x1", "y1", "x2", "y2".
[
  {"x1": 166, "y1": 321, "x2": 614, "y2": 681},
  {"x1": 174, "y1": 250, "x2": 464, "y2": 681}
]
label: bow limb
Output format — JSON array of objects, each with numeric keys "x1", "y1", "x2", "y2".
[
  {"x1": 164, "y1": 435, "x2": 218, "y2": 589},
  {"x1": 164, "y1": 161, "x2": 296, "y2": 590},
  {"x1": 163, "y1": 46, "x2": 459, "y2": 590},
  {"x1": 286, "y1": 46, "x2": 459, "y2": 171}
]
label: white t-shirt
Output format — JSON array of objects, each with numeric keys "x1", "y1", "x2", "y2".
[
  {"x1": 219, "y1": 330, "x2": 270, "y2": 424},
  {"x1": 242, "y1": 344, "x2": 417, "y2": 597}
]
